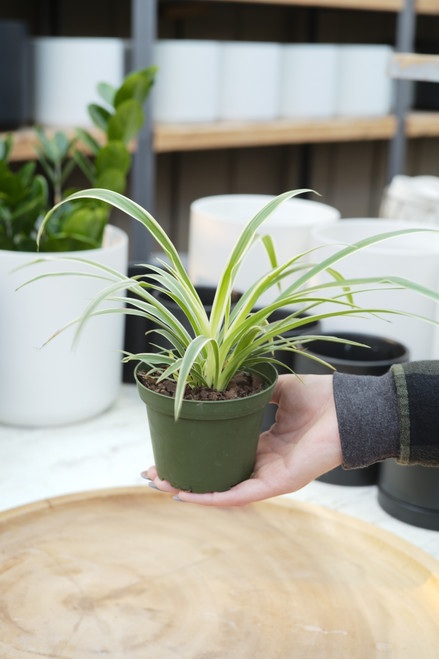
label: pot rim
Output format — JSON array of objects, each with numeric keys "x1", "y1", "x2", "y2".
[
  {"x1": 1, "y1": 224, "x2": 128, "y2": 262},
  {"x1": 299, "y1": 331, "x2": 409, "y2": 368},
  {"x1": 134, "y1": 361, "x2": 278, "y2": 420}
]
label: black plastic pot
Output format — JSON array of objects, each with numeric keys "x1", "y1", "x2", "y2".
[
  {"x1": 0, "y1": 21, "x2": 29, "y2": 129},
  {"x1": 413, "y1": 41, "x2": 439, "y2": 111},
  {"x1": 294, "y1": 331, "x2": 410, "y2": 486},
  {"x1": 123, "y1": 264, "x2": 153, "y2": 383},
  {"x1": 260, "y1": 309, "x2": 321, "y2": 433},
  {"x1": 378, "y1": 463, "x2": 439, "y2": 531}
]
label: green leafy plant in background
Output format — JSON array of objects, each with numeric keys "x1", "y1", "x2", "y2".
[
  {"x1": 35, "y1": 65, "x2": 157, "y2": 252},
  {"x1": 33, "y1": 127, "x2": 77, "y2": 206},
  {"x1": 0, "y1": 134, "x2": 48, "y2": 251},
  {"x1": 0, "y1": 66, "x2": 157, "y2": 252},
  {"x1": 30, "y1": 188, "x2": 439, "y2": 419}
]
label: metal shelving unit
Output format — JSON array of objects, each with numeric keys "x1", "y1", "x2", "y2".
[
  {"x1": 126, "y1": 0, "x2": 425, "y2": 259},
  {"x1": 129, "y1": 0, "x2": 157, "y2": 261},
  {"x1": 387, "y1": 0, "x2": 416, "y2": 182},
  {"x1": 1, "y1": 0, "x2": 433, "y2": 257}
]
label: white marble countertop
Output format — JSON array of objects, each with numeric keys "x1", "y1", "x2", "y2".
[{"x1": 1, "y1": 384, "x2": 438, "y2": 563}]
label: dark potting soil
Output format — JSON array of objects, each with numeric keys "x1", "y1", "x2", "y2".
[{"x1": 137, "y1": 370, "x2": 266, "y2": 401}]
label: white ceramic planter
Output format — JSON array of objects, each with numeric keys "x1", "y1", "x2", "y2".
[
  {"x1": 31, "y1": 37, "x2": 125, "y2": 126},
  {"x1": 311, "y1": 219, "x2": 439, "y2": 360},
  {"x1": 218, "y1": 42, "x2": 282, "y2": 121},
  {"x1": 188, "y1": 194, "x2": 340, "y2": 306},
  {"x1": 279, "y1": 44, "x2": 339, "y2": 119},
  {"x1": 152, "y1": 40, "x2": 220, "y2": 123},
  {"x1": 0, "y1": 225, "x2": 129, "y2": 427},
  {"x1": 335, "y1": 45, "x2": 394, "y2": 117},
  {"x1": 380, "y1": 175, "x2": 439, "y2": 226}
]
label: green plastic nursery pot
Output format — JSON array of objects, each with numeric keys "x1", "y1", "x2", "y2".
[{"x1": 135, "y1": 362, "x2": 277, "y2": 493}]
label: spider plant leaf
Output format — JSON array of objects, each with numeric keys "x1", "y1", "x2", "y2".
[
  {"x1": 174, "y1": 336, "x2": 220, "y2": 419},
  {"x1": 232, "y1": 325, "x2": 266, "y2": 360},
  {"x1": 145, "y1": 328, "x2": 187, "y2": 356},
  {"x1": 282, "y1": 228, "x2": 439, "y2": 297},
  {"x1": 37, "y1": 189, "x2": 193, "y2": 291},
  {"x1": 15, "y1": 270, "x2": 114, "y2": 291},
  {"x1": 122, "y1": 351, "x2": 176, "y2": 366},
  {"x1": 324, "y1": 266, "x2": 354, "y2": 305},
  {"x1": 210, "y1": 189, "x2": 313, "y2": 335},
  {"x1": 140, "y1": 267, "x2": 209, "y2": 334},
  {"x1": 260, "y1": 233, "x2": 282, "y2": 295}
]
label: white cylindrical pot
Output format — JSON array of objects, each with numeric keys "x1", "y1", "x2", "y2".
[
  {"x1": 311, "y1": 219, "x2": 439, "y2": 360},
  {"x1": 188, "y1": 194, "x2": 340, "y2": 306},
  {"x1": 336, "y1": 45, "x2": 394, "y2": 117},
  {"x1": 0, "y1": 225, "x2": 129, "y2": 427},
  {"x1": 380, "y1": 175, "x2": 439, "y2": 227},
  {"x1": 152, "y1": 40, "x2": 220, "y2": 123},
  {"x1": 31, "y1": 37, "x2": 125, "y2": 126},
  {"x1": 279, "y1": 44, "x2": 339, "y2": 119},
  {"x1": 218, "y1": 42, "x2": 282, "y2": 121}
]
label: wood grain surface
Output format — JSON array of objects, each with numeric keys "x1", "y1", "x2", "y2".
[{"x1": 0, "y1": 487, "x2": 438, "y2": 658}]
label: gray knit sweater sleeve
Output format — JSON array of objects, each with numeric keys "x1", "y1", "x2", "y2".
[
  {"x1": 333, "y1": 361, "x2": 439, "y2": 469},
  {"x1": 333, "y1": 369, "x2": 400, "y2": 469}
]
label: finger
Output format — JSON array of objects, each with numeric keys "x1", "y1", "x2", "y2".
[
  {"x1": 141, "y1": 466, "x2": 158, "y2": 481},
  {"x1": 141, "y1": 467, "x2": 180, "y2": 494},
  {"x1": 153, "y1": 475, "x2": 180, "y2": 494},
  {"x1": 176, "y1": 478, "x2": 276, "y2": 507}
]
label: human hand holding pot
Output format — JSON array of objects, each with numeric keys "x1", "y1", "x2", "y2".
[{"x1": 142, "y1": 373, "x2": 342, "y2": 506}]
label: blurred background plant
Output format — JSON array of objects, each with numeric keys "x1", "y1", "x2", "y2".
[
  {"x1": 0, "y1": 65, "x2": 156, "y2": 252},
  {"x1": 0, "y1": 133, "x2": 48, "y2": 251}
]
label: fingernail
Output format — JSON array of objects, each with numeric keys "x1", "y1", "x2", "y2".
[{"x1": 173, "y1": 495, "x2": 184, "y2": 502}]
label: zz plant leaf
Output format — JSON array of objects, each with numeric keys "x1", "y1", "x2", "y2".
[
  {"x1": 0, "y1": 136, "x2": 48, "y2": 251},
  {"x1": 10, "y1": 66, "x2": 157, "y2": 253}
]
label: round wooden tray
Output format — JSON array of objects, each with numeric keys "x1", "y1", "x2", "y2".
[{"x1": 1, "y1": 487, "x2": 438, "y2": 658}]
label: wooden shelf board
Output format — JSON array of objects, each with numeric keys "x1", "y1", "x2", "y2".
[
  {"x1": 154, "y1": 116, "x2": 398, "y2": 152},
  {"x1": 416, "y1": 0, "x2": 439, "y2": 14},
  {"x1": 4, "y1": 126, "x2": 128, "y2": 162},
  {"x1": 390, "y1": 53, "x2": 439, "y2": 83},
  {"x1": 154, "y1": 113, "x2": 439, "y2": 152},
  {"x1": 6, "y1": 114, "x2": 439, "y2": 161},
  {"x1": 210, "y1": 0, "x2": 401, "y2": 11},
  {"x1": 405, "y1": 111, "x2": 439, "y2": 137},
  {"x1": 209, "y1": 0, "x2": 439, "y2": 14}
]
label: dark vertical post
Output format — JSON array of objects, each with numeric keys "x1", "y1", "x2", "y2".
[
  {"x1": 129, "y1": 0, "x2": 157, "y2": 261},
  {"x1": 387, "y1": 0, "x2": 416, "y2": 182}
]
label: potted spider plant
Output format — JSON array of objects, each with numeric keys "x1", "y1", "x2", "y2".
[{"x1": 32, "y1": 188, "x2": 439, "y2": 492}]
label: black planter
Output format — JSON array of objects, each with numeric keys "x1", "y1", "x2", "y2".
[
  {"x1": 123, "y1": 264, "x2": 154, "y2": 383},
  {"x1": 294, "y1": 331, "x2": 410, "y2": 486},
  {"x1": 413, "y1": 41, "x2": 439, "y2": 111},
  {"x1": 0, "y1": 21, "x2": 29, "y2": 129},
  {"x1": 260, "y1": 309, "x2": 321, "y2": 433},
  {"x1": 378, "y1": 462, "x2": 439, "y2": 531}
]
